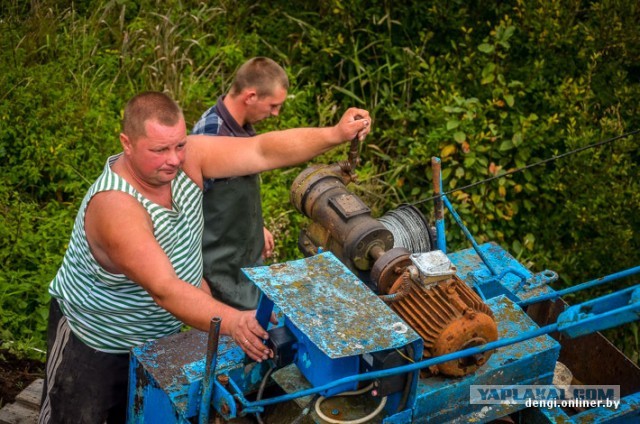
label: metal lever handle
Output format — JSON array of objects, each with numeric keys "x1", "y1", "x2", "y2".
[
  {"x1": 199, "y1": 316, "x2": 221, "y2": 424},
  {"x1": 347, "y1": 114, "x2": 364, "y2": 174}
]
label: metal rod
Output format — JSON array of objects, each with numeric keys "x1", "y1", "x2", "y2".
[
  {"x1": 518, "y1": 265, "x2": 640, "y2": 307},
  {"x1": 237, "y1": 321, "x2": 559, "y2": 411},
  {"x1": 431, "y1": 157, "x2": 446, "y2": 253},
  {"x1": 369, "y1": 245, "x2": 385, "y2": 261},
  {"x1": 559, "y1": 285, "x2": 640, "y2": 336},
  {"x1": 235, "y1": 284, "x2": 640, "y2": 412},
  {"x1": 199, "y1": 316, "x2": 222, "y2": 424},
  {"x1": 348, "y1": 114, "x2": 364, "y2": 177},
  {"x1": 442, "y1": 195, "x2": 499, "y2": 276}
]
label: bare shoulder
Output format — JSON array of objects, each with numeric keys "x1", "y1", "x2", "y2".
[
  {"x1": 183, "y1": 136, "x2": 206, "y2": 188},
  {"x1": 85, "y1": 190, "x2": 154, "y2": 273},
  {"x1": 86, "y1": 190, "x2": 148, "y2": 220}
]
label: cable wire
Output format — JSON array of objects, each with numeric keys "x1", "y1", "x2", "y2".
[
  {"x1": 411, "y1": 129, "x2": 640, "y2": 206},
  {"x1": 255, "y1": 364, "x2": 275, "y2": 424}
]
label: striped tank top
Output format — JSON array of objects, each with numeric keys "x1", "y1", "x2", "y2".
[{"x1": 49, "y1": 154, "x2": 204, "y2": 353}]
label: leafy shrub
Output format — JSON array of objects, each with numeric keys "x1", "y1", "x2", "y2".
[{"x1": 1, "y1": 0, "x2": 638, "y2": 363}]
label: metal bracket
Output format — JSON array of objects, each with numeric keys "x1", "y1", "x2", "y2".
[{"x1": 557, "y1": 285, "x2": 640, "y2": 338}]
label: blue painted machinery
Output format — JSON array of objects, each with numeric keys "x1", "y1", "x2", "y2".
[{"x1": 128, "y1": 157, "x2": 640, "y2": 423}]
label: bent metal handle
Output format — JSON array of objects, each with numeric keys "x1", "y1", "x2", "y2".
[{"x1": 348, "y1": 114, "x2": 364, "y2": 174}]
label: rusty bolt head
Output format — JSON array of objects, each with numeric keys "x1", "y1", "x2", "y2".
[
  {"x1": 217, "y1": 374, "x2": 229, "y2": 385},
  {"x1": 464, "y1": 308, "x2": 477, "y2": 319},
  {"x1": 220, "y1": 401, "x2": 230, "y2": 415}
]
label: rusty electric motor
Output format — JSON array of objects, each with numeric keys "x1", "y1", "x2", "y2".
[{"x1": 290, "y1": 163, "x2": 498, "y2": 377}]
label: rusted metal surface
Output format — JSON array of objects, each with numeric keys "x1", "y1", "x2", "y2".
[
  {"x1": 199, "y1": 317, "x2": 221, "y2": 424},
  {"x1": 412, "y1": 296, "x2": 560, "y2": 423},
  {"x1": 431, "y1": 157, "x2": 446, "y2": 253},
  {"x1": 378, "y1": 271, "x2": 412, "y2": 304},
  {"x1": 129, "y1": 331, "x2": 208, "y2": 422},
  {"x1": 370, "y1": 247, "x2": 412, "y2": 294},
  {"x1": 347, "y1": 114, "x2": 363, "y2": 177},
  {"x1": 272, "y1": 365, "x2": 387, "y2": 424},
  {"x1": 290, "y1": 163, "x2": 350, "y2": 216},
  {"x1": 290, "y1": 163, "x2": 393, "y2": 272},
  {"x1": 243, "y1": 252, "x2": 420, "y2": 358},
  {"x1": 133, "y1": 330, "x2": 207, "y2": 397},
  {"x1": 129, "y1": 329, "x2": 249, "y2": 422},
  {"x1": 431, "y1": 158, "x2": 443, "y2": 222},
  {"x1": 389, "y1": 275, "x2": 498, "y2": 377}
]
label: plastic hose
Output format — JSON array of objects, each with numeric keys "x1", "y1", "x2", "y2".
[{"x1": 314, "y1": 384, "x2": 387, "y2": 424}]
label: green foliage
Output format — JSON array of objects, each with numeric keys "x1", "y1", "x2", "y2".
[
  {"x1": 0, "y1": 188, "x2": 72, "y2": 360},
  {"x1": 1, "y1": 0, "x2": 638, "y2": 364}
]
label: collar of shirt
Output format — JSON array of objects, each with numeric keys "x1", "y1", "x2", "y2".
[{"x1": 216, "y1": 95, "x2": 257, "y2": 137}]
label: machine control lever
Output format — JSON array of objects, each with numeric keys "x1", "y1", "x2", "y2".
[{"x1": 347, "y1": 114, "x2": 364, "y2": 178}]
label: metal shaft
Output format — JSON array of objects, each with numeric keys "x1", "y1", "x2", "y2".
[
  {"x1": 348, "y1": 114, "x2": 364, "y2": 175},
  {"x1": 199, "y1": 317, "x2": 222, "y2": 424},
  {"x1": 431, "y1": 157, "x2": 446, "y2": 253}
]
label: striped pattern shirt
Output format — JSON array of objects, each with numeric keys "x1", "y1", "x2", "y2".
[{"x1": 49, "y1": 154, "x2": 204, "y2": 353}]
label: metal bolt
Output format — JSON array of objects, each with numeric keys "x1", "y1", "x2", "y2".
[
  {"x1": 331, "y1": 409, "x2": 340, "y2": 416},
  {"x1": 216, "y1": 374, "x2": 229, "y2": 385},
  {"x1": 220, "y1": 401, "x2": 230, "y2": 415}
]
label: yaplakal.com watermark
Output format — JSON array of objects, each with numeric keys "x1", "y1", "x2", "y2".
[{"x1": 470, "y1": 385, "x2": 620, "y2": 410}]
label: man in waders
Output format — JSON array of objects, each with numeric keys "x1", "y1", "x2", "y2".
[{"x1": 192, "y1": 57, "x2": 288, "y2": 310}]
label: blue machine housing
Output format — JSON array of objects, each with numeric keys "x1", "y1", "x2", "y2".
[
  {"x1": 128, "y1": 242, "x2": 640, "y2": 423},
  {"x1": 244, "y1": 252, "x2": 423, "y2": 400},
  {"x1": 127, "y1": 156, "x2": 640, "y2": 423}
]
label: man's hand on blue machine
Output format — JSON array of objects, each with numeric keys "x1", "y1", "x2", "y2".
[{"x1": 230, "y1": 310, "x2": 275, "y2": 362}]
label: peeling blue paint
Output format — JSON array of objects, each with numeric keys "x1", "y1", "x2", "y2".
[
  {"x1": 243, "y1": 252, "x2": 420, "y2": 358},
  {"x1": 128, "y1": 243, "x2": 639, "y2": 423}
]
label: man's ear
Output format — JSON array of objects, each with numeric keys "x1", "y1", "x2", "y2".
[
  {"x1": 244, "y1": 88, "x2": 258, "y2": 104},
  {"x1": 120, "y1": 133, "x2": 132, "y2": 155}
]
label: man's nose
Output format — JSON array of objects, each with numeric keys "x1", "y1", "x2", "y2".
[{"x1": 166, "y1": 150, "x2": 181, "y2": 166}]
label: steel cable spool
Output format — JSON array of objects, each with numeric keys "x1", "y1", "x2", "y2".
[{"x1": 379, "y1": 204, "x2": 435, "y2": 253}]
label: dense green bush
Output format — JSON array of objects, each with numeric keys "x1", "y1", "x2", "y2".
[{"x1": 1, "y1": 0, "x2": 638, "y2": 363}]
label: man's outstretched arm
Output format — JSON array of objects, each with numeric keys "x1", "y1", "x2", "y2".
[{"x1": 184, "y1": 107, "x2": 371, "y2": 185}]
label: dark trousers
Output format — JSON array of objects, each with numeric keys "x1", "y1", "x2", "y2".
[{"x1": 39, "y1": 299, "x2": 129, "y2": 424}]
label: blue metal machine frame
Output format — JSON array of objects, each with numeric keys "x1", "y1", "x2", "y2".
[{"x1": 127, "y1": 158, "x2": 640, "y2": 424}]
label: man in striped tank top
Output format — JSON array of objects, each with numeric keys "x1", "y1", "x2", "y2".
[{"x1": 39, "y1": 91, "x2": 371, "y2": 423}]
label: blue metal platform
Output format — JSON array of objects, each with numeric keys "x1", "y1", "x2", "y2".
[
  {"x1": 128, "y1": 243, "x2": 639, "y2": 423},
  {"x1": 244, "y1": 252, "x2": 421, "y2": 359},
  {"x1": 271, "y1": 294, "x2": 560, "y2": 423}
]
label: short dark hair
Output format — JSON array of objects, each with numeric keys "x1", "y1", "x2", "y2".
[
  {"x1": 122, "y1": 92, "x2": 183, "y2": 140},
  {"x1": 229, "y1": 57, "x2": 289, "y2": 97}
]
